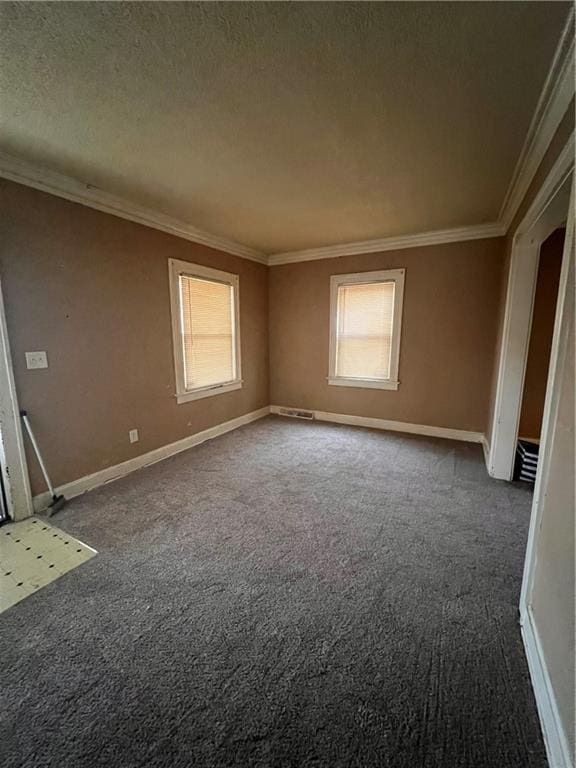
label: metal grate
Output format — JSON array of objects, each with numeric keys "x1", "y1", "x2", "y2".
[
  {"x1": 0, "y1": 466, "x2": 10, "y2": 524},
  {"x1": 514, "y1": 440, "x2": 539, "y2": 483},
  {"x1": 278, "y1": 408, "x2": 315, "y2": 420}
]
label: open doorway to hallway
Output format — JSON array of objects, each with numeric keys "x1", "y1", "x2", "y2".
[{"x1": 515, "y1": 227, "x2": 566, "y2": 483}]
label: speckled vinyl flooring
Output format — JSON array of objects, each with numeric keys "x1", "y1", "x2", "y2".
[{"x1": 0, "y1": 516, "x2": 96, "y2": 613}]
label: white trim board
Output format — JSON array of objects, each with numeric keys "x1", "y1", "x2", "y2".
[
  {"x1": 33, "y1": 406, "x2": 270, "y2": 512},
  {"x1": 520, "y1": 180, "x2": 574, "y2": 614},
  {"x1": 516, "y1": 134, "x2": 575, "y2": 242},
  {"x1": 268, "y1": 11, "x2": 574, "y2": 266},
  {"x1": 168, "y1": 258, "x2": 243, "y2": 404},
  {"x1": 328, "y1": 268, "x2": 405, "y2": 392},
  {"x1": 481, "y1": 435, "x2": 491, "y2": 468},
  {"x1": 0, "y1": 279, "x2": 33, "y2": 522},
  {"x1": 0, "y1": 152, "x2": 267, "y2": 265},
  {"x1": 268, "y1": 223, "x2": 505, "y2": 266},
  {"x1": 32, "y1": 403, "x2": 486, "y2": 513},
  {"x1": 270, "y1": 405, "x2": 485, "y2": 444},
  {"x1": 0, "y1": 155, "x2": 505, "y2": 266},
  {"x1": 521, "y1": 608, "x2": 574, "y2": 768},
  {"x1": 0, "y1": 10, "x2": 572, "y2": 268},
  {"x1": 499, "y1": 8, "x2": 575, "y2": 231},
  {"x1": 488, "y1": 137, "x2": 574, "y2": 481}
]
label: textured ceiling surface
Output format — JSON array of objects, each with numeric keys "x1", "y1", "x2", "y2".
[{"x1": 0, "y1": 2, "x2": 570, "y2": 253}]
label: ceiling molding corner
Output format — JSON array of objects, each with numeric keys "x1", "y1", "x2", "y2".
[
  {"x1": 267, "y1": 222, "x2": 506, "y2": 266},
  {"x1": 499, "y1": 7, "x2": 575, "y2": 231},
  {"x1": 2, "y1": 5, "x2": 573, "y2": 270},
  {"x1": 0, "y1": 152, "x2": 268, "y2": 265}
]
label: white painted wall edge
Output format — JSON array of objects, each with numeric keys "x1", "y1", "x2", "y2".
[
  {"x1": 521, "y1": 608, "x2": 574, "y2": 768},
  {"x1": 33, "y1": 406, "x2": 271, "y2": 512},
  {"x1": 270, "y1": 405, "x2": 485, "y2": 444}
]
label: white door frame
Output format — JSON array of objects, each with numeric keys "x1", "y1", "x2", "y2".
[
  {"x1": 0, "y1": 278, "x2": 32, "y2": 521},
  {"x1": 519, "y1": 177, "x2": 574, "y2": 620},
  {"x1": 488, "y1": 134, "x2": 574, "y2": 480}
]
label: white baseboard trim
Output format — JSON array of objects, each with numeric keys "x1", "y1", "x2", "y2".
[
  {"x1": 270, "y1": 405, "x2": 485, "y2": 444},
  {"x1": 33, "y1": 404, "x2": 486, "y2": 511},
  {"x1": 33, "y1": 406, "x2": 270, "y2": 512},
  {"x1": 481, "y1": 435, "x2": 491, "y2": 469},
  {"x1": 521, "y1": 607, "x2": 574, "y2": 768}
]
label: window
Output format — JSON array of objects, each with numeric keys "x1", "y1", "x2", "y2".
[
  {"x1": 169, "y1": 259, "x2": 241, "y2": 403},
  {"x1": 328, "y1": 269, "x2": 405, "y2": 390}
]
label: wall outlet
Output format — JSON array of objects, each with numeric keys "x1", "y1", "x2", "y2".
[
  {"x1": 25, "y1": 351, "x2": 48, "y2": 370},
  {"x1": 129, "y1": 429, "x2": 139, "y2": 444}
]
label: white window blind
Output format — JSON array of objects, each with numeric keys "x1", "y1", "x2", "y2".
[
  {"x1": 329, "y1": 268, "x2": 404, "y2": 391},
  {"x1": 335, "y1": 281, "x2": 395, "y2": 380},
  {"x1": 179, "y1": 275, "x2": 236, "y2": 390}
]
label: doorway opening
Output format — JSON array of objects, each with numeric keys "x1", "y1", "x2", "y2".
[
  {"x1": 514, "y1": 227, "x2": 565, "y2": 483},
  {"x1": 0, "y1": 278, "x2": 33, "y2": 522},
  {"x1": 488, "y1": 138, "x2": 573, "y2": 482}
]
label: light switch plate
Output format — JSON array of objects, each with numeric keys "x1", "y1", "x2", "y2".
[{"x1": 25, "y1": 351, "x2": 48, "y2": 370}]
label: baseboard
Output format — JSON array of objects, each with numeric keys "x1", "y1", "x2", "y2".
[
  {"x1": 482, "y1": 435, "x2": 491, "y2": 469},
  {"x1": 33, "y1": 406, "x2": 271, "y2": 512},
  {"x1": 33, "y1": 404, "x2": 486, "y2": 511},
  {"x1": 270, "y1": 405, "x2": 485, "y2": 444},
  {"x1": 521, "y1": 607, "x2": 574, "y2": 768}
]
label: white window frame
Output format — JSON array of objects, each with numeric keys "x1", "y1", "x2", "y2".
[
  {"x1": 328, "y1": 268, "x2": 405, "y2": 391},
  {"x1": 168, "y1": 258, "x2": 242, "y2": 404}
]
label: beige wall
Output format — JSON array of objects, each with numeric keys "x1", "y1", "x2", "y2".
[
  {"x1": 519, "y1": 228, "x2": 564, "y2": 439},
  {"x1": 530, "y1": 253, "x2": 574, "y2": 751},
  {"x1": 269, "y1": 239, "x2": 505, "y2": 433},
  {"x1": 0, "y1": 179, "x2": 269, "y2": 495}
]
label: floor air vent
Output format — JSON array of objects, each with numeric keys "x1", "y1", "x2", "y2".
[
  {"x1": 277, "y1": 408, "x2": 315, "y2": 420},
  {"x1": 514, "y1": 439, "x2": 539, "y2": 483}
]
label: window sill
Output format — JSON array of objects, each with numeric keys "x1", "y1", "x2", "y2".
[
  {"x1": 176, "y1": 380, "x2": 242, "y2": 404},
  {"x1": 327, "y1": 377, "x2": 399, "y2": 391}
]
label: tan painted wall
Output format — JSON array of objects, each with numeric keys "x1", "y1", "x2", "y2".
[
  {"x1": 519, "y1": 228, "x2": 564, "y2": 439},
  {"x1": 269, "y1": 239, "x2": 505, "y2": 433},
  {"x1": 0, "y1": 179, "x2": 269, "y2": 495},
  {"x1": 530, "y1": 253, "x2": 575, "y2": 751}
]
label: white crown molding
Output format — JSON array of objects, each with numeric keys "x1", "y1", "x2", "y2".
[
  {"x1": 267, "y1": 222, "x2": 506, "y2": 265},
  {"x1": 0, "y1": 151, "x2": 268, "y2": 265},
  {"x1": 268, "y1": 11, "x2": 575, "y2": 267},
  {"x1": 0, "y1": 152, "x2": 505, "y2": 266},
  {"x1": 515, "y1": 132, "x2": 575, "y2": 242},
  {"x1": 499, "y1": 8, "x2": 575, "y2": 231},
  {"x1": 1, "y1": 10, "x2": 572, "y2": 268}
]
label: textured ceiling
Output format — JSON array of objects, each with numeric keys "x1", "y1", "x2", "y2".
[{"x1": 0, "y1": 2, "x2": 570, "y2": 254}]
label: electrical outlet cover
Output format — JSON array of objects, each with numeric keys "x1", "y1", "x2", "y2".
[{"x1": 25, "y1": 351, "x2": 48, "y2": 369}]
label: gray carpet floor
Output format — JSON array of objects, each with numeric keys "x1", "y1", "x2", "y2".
[{"x1": 1, "y1": 416, "x2": 546, "y2": 768}]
